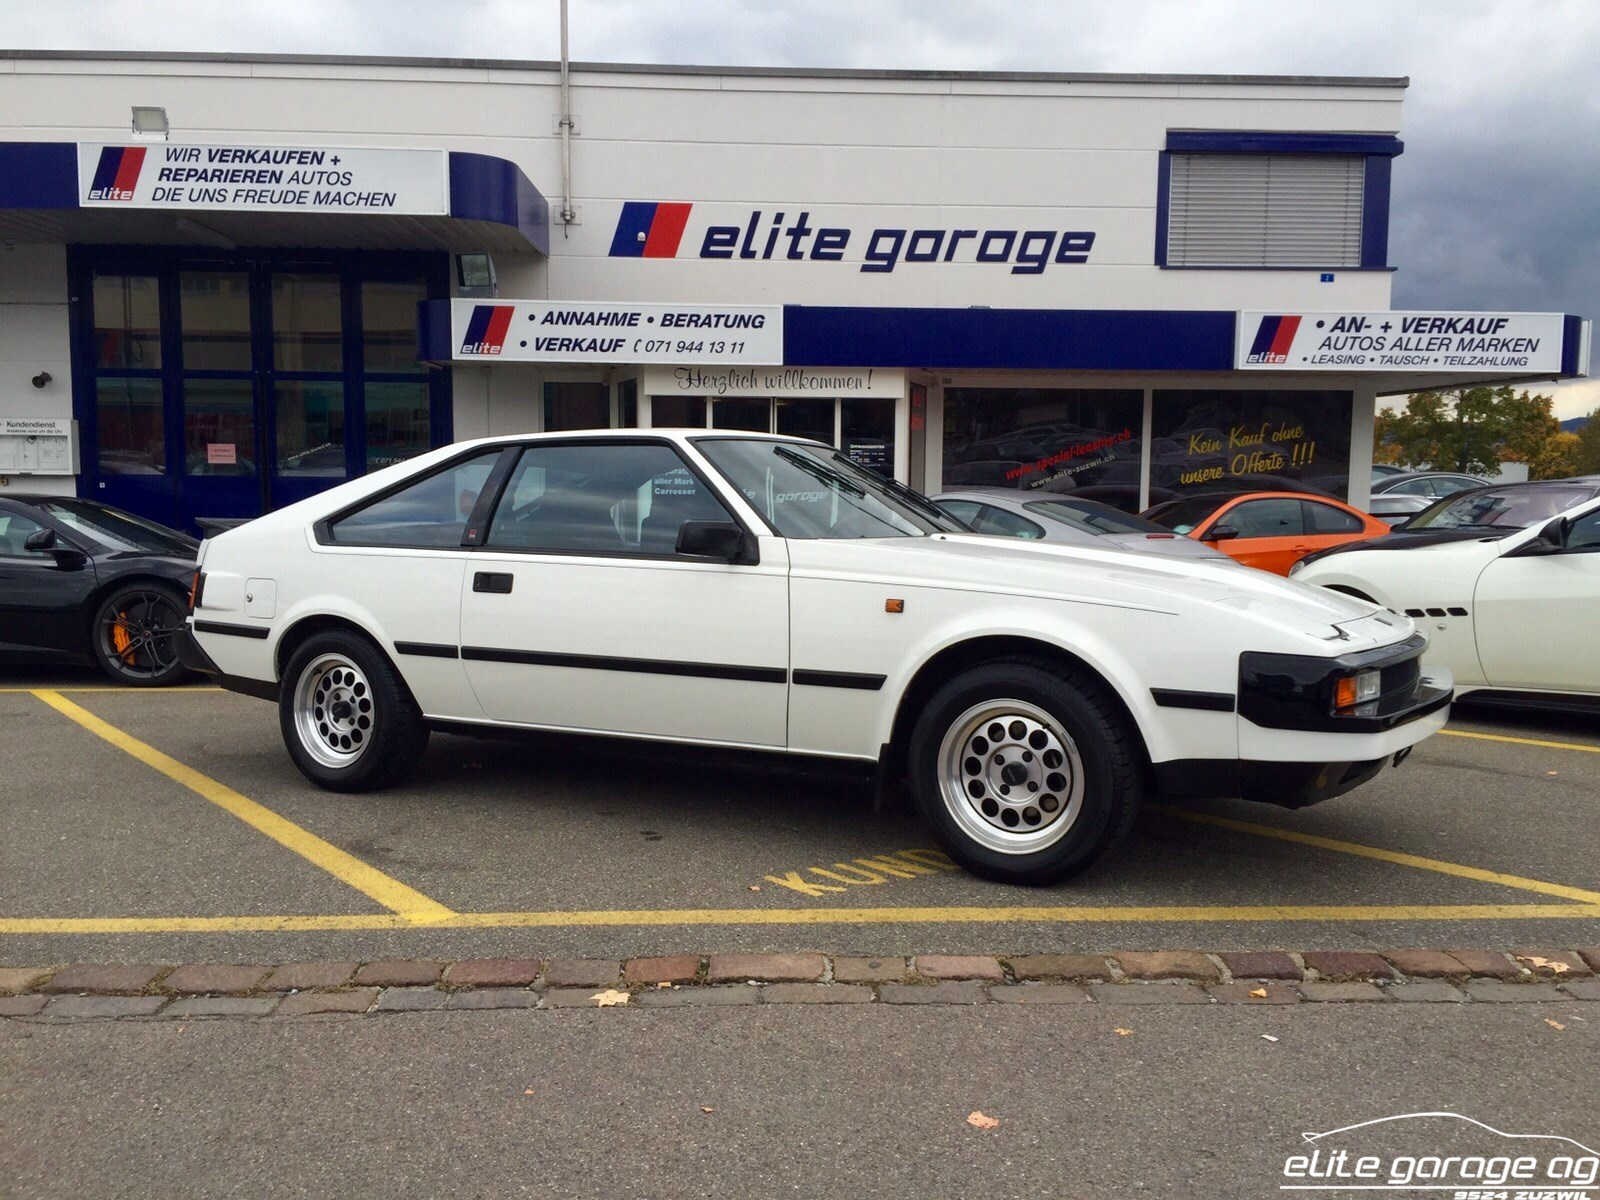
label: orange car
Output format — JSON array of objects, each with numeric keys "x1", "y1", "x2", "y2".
[{"x1": 1141, "y1": 491, "x2": 1388, "y2": 575}]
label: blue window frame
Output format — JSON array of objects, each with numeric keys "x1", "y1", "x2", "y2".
[
  {"x1": 1155, "y1": 131, "x2": 1403, "y2": 270},
  {"x1": 68, "y1": 245, "x2": 451, "y2": 534}
]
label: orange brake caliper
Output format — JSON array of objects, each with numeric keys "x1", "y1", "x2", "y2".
[{"x1": 112, "y1": 612, "x2": 136, "y2": 663}]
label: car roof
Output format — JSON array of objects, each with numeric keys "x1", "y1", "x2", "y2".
[{"x1": 454, "y1": 427, "x2": 826, "y2": 450}]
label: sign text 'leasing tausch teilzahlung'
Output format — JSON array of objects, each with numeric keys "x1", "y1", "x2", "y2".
[
  {"x1": 452, "y1": 300, "x2": 783, "y2": 365},
  {"x1": 1237, "y1": 311, "x2": 1568, "y2": 373}
]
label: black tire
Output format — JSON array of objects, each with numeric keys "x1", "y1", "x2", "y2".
[
  {"x1": 907, "y1": 658, "x2": 1142, "y2": 885},
  {"x1": 278, "y1": 630, "x2": 428, "y2": 792},
  {"x1": 90, "y1": 582, "x2": 190, "y2": 686}
]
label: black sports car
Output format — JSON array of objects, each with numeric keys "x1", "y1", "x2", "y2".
[{"x1": 0, "y1": 496, "x2": 199, "y2": 685}]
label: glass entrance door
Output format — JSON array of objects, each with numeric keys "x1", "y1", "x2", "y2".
[{"x1": 74, "y1": 249, "x2": 449, "y2": 535}]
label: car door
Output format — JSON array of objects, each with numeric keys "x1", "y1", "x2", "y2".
[
  {"x1": 0, "y1": 502, "x2": 99, "y2": 659},
  {"x1": 1208, "y1": 497, "x2": 1306, "y2": 573},
  {"x1": 458, "y1": 439, "x2": 790, "y2": 746},
  {"x1": 1472, "y1": 505, "x2": 1600, "y2": 692}
]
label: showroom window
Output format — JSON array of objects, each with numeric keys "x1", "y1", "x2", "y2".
[
  {"x1": 943, "y1": 387, "x2": 1143, "y2": 509},
  {"x1": 1151, "y1": 390, "x2": 1352, "y2": 501}
]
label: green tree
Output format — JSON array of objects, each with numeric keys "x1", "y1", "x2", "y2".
[
  {"x1": 1529, "y1": 431, "x2": 1582, "y2": 480},
  {"x1": 1377, "y1": 386, "x2": 1558, "y2": 474},
  {"x1": 1573, "y1": 408, "x2": 1600, "y2": 475}
]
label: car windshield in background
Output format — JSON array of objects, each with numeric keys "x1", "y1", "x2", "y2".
[
  {"x1": 1024, "y1": 499, "x2": 1170, "y2": 536},
  {"x1": 1403, "y1": 486, "x2": 1595, "y2": 531},
  {"x1": 697, "y1": 438, "x2": 963, "y2": 539},
  {"x1": 38, "y1": 500, "x2": 197, "y2": 555},
  {"x1": 1142, "y1": 495, "x2": 1227, "y2": 535}
]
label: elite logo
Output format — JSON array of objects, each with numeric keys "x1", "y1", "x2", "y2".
[
  {"x1": 608, "y1": 201, "x2": 693, "y2": 258},
  {"x1": 460, "y1": 304, "x2": 515, "y2": 355},
  {"x1": 1247, "y1": 315, "x2": 1302, "y2": 363},
  {"x1": 86, "y1": 146, "x2": 147, "y2": 201}
]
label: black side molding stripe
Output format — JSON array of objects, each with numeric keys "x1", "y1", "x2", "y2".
[
  {"x1": 1151, "y1": 688, "x2": 1235, "y2": 713},
  {"x1": 193, "y1": 620, "x2": 270, "y2": 640},
  {"x1": 394, "y1": 641, "x2": 461, "y2": 659},
  {"x1": 460, "y1": 646, "x2": 786, "y2": 684},
  {"x1": 792, "y1": 669, "x2": 886, "y2": 691}
]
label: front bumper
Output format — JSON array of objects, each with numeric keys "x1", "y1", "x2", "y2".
[{"x1": 1153, "y1": 634, "x2": 1451, "y2": 809}]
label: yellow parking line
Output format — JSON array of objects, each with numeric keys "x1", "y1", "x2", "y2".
[
  {"x1": 0, "y1": 685, "x2": 223, "y2": 693},
  {"x1": 2, "y1": 902, "x2": 1598, "y2": 935},
  {"x1": 31, "y1": 689, "x2": 455, "y2": 924},
  {"x1": 1157, "y1": 806, "x2": 1600, "y2": 905},
  {"x1": 1441, "y1": 728, "x2": 1600, "y2": 754}
]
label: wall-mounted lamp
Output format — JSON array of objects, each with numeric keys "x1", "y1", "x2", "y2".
[{"x1": 131, "y1": 106, "x2": 169, "y2": 140}]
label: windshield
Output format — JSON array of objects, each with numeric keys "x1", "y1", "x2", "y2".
[
  {"x1": 695, "y1": 438, "x2": 964, "y2": 539},
  {"x1": 1024, "y1": 499, "x2": 1169, "y2": 536},
  {"x1": 1402, "y1": 486, "x2": 1596, "y2": 531},
  {"x1": 38, "y1": 500, "x2": 197, "y2": 555}
]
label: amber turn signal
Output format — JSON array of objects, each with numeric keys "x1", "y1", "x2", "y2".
[{"x1": 885, "y1": 598, "x2": 905, "y2": 613}]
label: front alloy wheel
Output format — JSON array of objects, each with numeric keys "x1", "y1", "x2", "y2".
[
  {"x1": 92, "y1": 585, "x2": 188, "y2": 686},
  {"x1": 937, "y1": 699, "x2": 1086, "y2": 856}
]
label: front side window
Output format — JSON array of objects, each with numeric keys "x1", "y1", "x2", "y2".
[
  {"x1": 38, "y1": 500, "x2": 195, "y2": 555},
  {"x1": 1566, "y1": 508, "x2": 1600, "y2": 551},
  {"x1": 1225, "y1": 498, "x2": 1304, "y2": 538},
  {"x1": 698, "y1": 438, "x2": 960, "y2": 539},
  {"x1": 0, "y1": 510, "x2": 48, "y2": 558},
  {"x1": 487, "y1": 442, "x2": 732, "y2": 556},
  {"x1": 967, "y1": 504, "x2": 1046, "y2": 539},
  {"x1": 328, "y1": 449, "x2": 502, "y2": 547}
]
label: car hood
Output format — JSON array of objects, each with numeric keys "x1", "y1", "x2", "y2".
[
  {"x1": 793, "y1": 533, "x2": 1410, "y2": 652},
  {"x1": 1297, "y1": 527, "x2": 1512, "y2": 568}
]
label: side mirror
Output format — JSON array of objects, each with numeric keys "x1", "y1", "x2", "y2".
[
  {"x1": 675, "y1": 521, "x2": 756, "y2": 564},
  {"x1": 23, "y1": 528, "x2": 56, "y2": 552},
  {"x1": 1202, "y1": 524, "x2": 1241, "y2": 543},
  {"x1": 1510, "y1": 516, "x2": 1567, "y2": 557}
]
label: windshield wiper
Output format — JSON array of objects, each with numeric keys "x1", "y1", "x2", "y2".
[{"x1": 774, "y1": 446, "x2": 868, "y2": 498}]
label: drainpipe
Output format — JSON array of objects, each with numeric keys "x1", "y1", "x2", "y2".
[{"x1": 558, "y1": 0, "x2": 576, "y2": 229}]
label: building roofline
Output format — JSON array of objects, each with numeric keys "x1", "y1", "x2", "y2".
[{"x1": 0, "y1": 48, "x2": 1410, "y2": 88}]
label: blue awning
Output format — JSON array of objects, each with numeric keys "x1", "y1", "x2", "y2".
[{"x1": 0, "y1": 141, "x2": 547, "y2": 253}]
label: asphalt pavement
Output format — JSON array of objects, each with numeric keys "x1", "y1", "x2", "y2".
[
  {"x1": 4, "y1": 999, "x2": 1597, "y2": 1198},
  {"x1": 2, "y1": 665, "x2": 1597, "y2": 962}
]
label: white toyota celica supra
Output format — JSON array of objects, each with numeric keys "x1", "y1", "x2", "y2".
[{"x1": 182, "y1": 430, "x2": 1451, "y2": 884}]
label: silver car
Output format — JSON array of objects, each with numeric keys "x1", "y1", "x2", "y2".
[{"x1": 933, "y1": 488, "x2": 1233, "y2": 561}]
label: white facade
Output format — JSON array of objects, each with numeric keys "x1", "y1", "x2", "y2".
[{"x1": 0, "y1": 51, "x2": 1584, "y2": 532}]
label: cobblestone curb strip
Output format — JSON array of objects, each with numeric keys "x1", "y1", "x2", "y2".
[{"x1": 3, "y1": 950, "x2": 1598, "y2": 1020}]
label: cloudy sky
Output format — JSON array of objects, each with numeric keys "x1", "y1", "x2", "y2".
[{"x1": 8, "y1": 0, "x2": 1598, "y2": 415}]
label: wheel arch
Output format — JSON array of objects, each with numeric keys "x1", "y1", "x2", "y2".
[
  {"x1": 274, "y1": 612, "x2": 398, "y2": 686},
  {"x1": 880, "y1": 634, "x2": 1153, "y2": 781}
]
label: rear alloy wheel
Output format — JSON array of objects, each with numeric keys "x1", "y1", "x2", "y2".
[
  {"x1": 279, "y1": 631, "x2": 428, "y2": 792},
  {"x1": 909, "y1": 660, "x2": 1142, "y2": 885},
  {"x1": 91, "y1": 584, "x2": 189, "y2": 686}
]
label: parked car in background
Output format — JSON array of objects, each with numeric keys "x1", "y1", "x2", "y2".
[
  {"x1": 0, "y1": 496, "x2": 198, "y2": 685},
  {"x1": 1372, "y1": 470, "x2": 1488, "y2": 500},
  {"x1": 933, "y1": 488, "x2": 1233, "y2": 561},
  {"x1": 1142, "y1": 491, "x2": 1389, "y2": 575},
  {"x1": 1293, "y1": 491, "x2": 1600, "y2": 706},
  {"x1": 184, "y1": 430, "x2": 1450, "y2": 885}
]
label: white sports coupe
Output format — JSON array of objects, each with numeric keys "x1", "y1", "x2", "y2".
[
  {"x1": 1293, "y1": 488, "x2": 1600, "y2": 705},
  {"x1": 182, "y1": 430, "x2": 1450, "y2": 884}
]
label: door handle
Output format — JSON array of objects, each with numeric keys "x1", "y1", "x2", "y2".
[{"x1": 473, "y1": 571, "x2": 514, "y2": 594}]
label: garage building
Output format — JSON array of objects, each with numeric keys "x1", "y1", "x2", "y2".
[{"x1": 0, "y1": 49, "x2": 1589, "y2": 533}]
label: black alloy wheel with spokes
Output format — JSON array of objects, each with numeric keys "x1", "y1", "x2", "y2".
[{"x1": 91, "y1": 583, "x2": 190, "y2": 686}]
